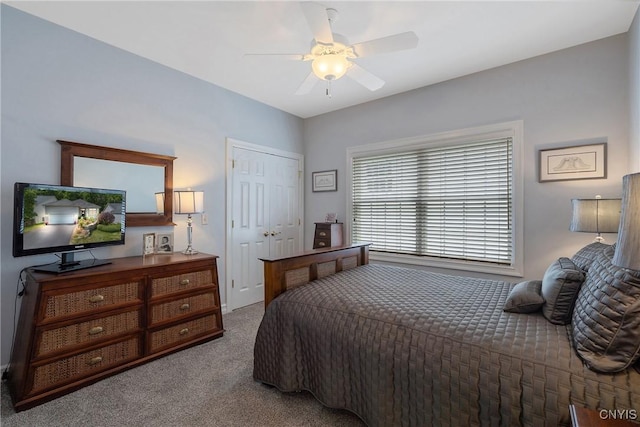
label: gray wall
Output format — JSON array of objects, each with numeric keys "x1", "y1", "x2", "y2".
[
  {"x1": 0, "y1": 6, "x2": 304, "y2": 366},
  {"x1": 303, "y1": 34, "x2": 631, "y2": 281}
]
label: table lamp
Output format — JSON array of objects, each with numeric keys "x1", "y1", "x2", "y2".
[{"x1": 174, "y1": 190, "x2": 204, "y2": 255}]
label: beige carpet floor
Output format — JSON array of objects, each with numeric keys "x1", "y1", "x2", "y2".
[{"x1": 1, "y1": 303, "x2": 364, "y2": 426}]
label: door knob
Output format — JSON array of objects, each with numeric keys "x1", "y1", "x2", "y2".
[
  {"x1": 263, "y1": 231, "x2": 270, "y2": 237},
  {"x1": 270, "y1": 231, "x2": 282, "y2": 236}
]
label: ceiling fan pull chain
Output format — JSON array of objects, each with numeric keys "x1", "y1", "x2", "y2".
[{"x1": 326, "y1": 79, "x2": 332, "y2": 98}]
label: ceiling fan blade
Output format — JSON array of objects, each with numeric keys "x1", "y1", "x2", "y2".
[
  {"x1": 351, "y1": 31, "x2": 419, "y2": 58},
  {"x1": 295, "y1": 72, "x2": 319, "y2": 95},
  {"x1": 244, "y1": 53, "x2": 311, "y2": 61},
  {"x1": 346, "y1": 63, "x2": 385, "y2": 91},
  {"x1": 300, "y1": 2, "x2": 334, "y2": 44}
]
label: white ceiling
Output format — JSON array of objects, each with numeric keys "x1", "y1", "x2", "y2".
[{"x1": 7, "y1": 1, "x2": 639, "y2": 118}]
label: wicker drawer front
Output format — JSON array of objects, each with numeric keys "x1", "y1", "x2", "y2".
[
  {"x1": 35, "y1": 309, "x2": 142, "y2": 358},
  {"x1": 43, "y1": 281, "x2": 141, "y2": 321},
  {"x1": 148, "y1": 314, "x2": 219, "y2": 353},
  {"x1": 30, "y1": 336, "x2": 141, "y2": 394},
  {"x1": 151, "y1": 270, "x2": 213, "y2": 297},
  {"x1": 149, "y1": 292, "x2": 217, "y2": 326}
]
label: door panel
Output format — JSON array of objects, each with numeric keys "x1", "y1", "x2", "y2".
[
  {"x1": 269, "y1": 155, "x2": 300, "y2": 258},
  {"x1": 230, "y1": 147, "x2": 302, "y2": 310},
  {"x1": 231, "y1": 149, "x2": 269, "y2": 308}
]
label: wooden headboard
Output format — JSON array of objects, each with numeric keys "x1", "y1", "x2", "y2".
[{"x1": 260, "y1": 243, "x2": 370, "y2": 307}]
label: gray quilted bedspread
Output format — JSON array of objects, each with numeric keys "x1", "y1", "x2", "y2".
[{"x1": 253, "y1": 264, "x2": 640, "y2": 426}]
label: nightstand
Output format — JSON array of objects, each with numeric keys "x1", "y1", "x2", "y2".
[
  {"x1": 313, "y1": 222, "x2": 343, "y2": 249},
  {"x1": 570, "y1": 405, "x2": 639, "y2": 427}
]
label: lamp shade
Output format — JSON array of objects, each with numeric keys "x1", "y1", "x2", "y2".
[
  {"x1": 155, "y1": 192, "x2": 165, "y2": 214},
  {"x1": 174, "y1": 190, "x2": 204, "y2": 215},
  {"x1": 569, "y1": 198, "x2": 622, "y2": 233},
  {"x1": 613, "y1": 173, "x2": 640, "y2": 270}
]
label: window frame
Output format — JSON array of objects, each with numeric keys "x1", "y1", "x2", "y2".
[{"x1": 346, "y1": 120, "x2": 524, "y2": 277}]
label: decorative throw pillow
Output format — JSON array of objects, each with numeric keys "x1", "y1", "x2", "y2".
[
  {"x1": 571, "y1": 242, "x2": 611, "y2": 272},
  {"x1": 541, "y1": 257, "x2": 585, "y2": 325},
  {"x1": 572, "y1": 246, "x2": 640, "y2": 373},
  {"x1": 503, "y1": 280, "x2": 545, "y2": 313}
]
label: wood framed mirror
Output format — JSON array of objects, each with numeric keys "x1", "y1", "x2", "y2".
[{"x1": 58, "y1": 140, "x2": 176, "y2": 227}]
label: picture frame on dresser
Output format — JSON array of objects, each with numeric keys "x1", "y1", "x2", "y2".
[
  {"x1": 143, "y1": 233, "x2": 156, "y2": 256},
  {"x1": 156, "y1": 233, "x2": 173, "y2": 254},
  {"x1": 325, "y1": 213, "x2": 337, "y2": 222}
]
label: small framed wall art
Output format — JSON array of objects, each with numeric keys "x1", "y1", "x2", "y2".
[
  {"x1": 312, "y1": 169, "x2": 337, "y2": 192},
  {"x1": 539, "y1": 143, "x2": 607, "y2": 182}
]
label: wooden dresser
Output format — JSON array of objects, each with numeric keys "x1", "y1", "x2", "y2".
[
  {"x1": 7, "y1": 253, "x2": 223, "y2": 411},
  {"x1": 313, "y1": 222, "x2": 344, "y2": 249}
]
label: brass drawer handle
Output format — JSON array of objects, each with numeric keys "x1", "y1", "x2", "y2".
[
  {"x1": 179, "y1": 328, "x2": 189, "y2": 336},
  {"x1": 179, "y1": 303, "x2": 190, "y2": 311},
  {"x1": 88, "y1": 356, "x2": 103, "y2": 365},
  {"x1": 317, "y1": 242, "x2": 326, "y2": 247},
  {"x1": 88, "y1": 326, "x2": 104, "y2": 335},
  {"x1": 88, "y1": 295, "x2": 105, "y2": 303},
  {"x1": 319, "y1": 231, "x2": 327, "y2": 237},
  {"x1": 179, "y1": 279, "x2": 190, "y2": 286}
]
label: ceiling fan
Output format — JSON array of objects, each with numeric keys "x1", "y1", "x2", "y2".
[{"x1": 247, "y1": 2, "x2": 419, "y2": 97}]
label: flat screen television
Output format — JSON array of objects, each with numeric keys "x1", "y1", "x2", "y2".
[{"x1": 13, "y1": 182, "x2": 126, "y2": 273}]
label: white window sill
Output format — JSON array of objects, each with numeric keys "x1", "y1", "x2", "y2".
[{"x1": 369, "y1": 251, "x2": 524, "y2": 278}]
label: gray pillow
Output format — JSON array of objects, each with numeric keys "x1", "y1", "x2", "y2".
[
  {"x1": 541, "y1": 257, "x2": 585, "y2": 325},
  {"x1": 572, "y1": 246, "x2": 640, "y2": 373},
  {"x1": 503, "y1": 280, "x2": 544, "y2": 313},
  {"x1": 571, "y1": 242, "x2": 611, "y2": 272}
]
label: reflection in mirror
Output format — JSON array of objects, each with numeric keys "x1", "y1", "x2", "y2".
[
  {"x1": 59, "y1": 140, "x2": 176, "y2": 227},
  {"x1": 74, "y1": 158, "x2": 164, "y2": 212}
]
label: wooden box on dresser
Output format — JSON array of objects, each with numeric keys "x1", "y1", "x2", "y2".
[
  {"x1": 7, "y1": 253, "x2": 223, "y2": 412},
  {"x1": 313, "y1": 222, "x2": 343, "y2": 249}
]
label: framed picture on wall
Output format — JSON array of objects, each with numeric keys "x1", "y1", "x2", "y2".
[
  {"x1": 312, "y1": 169, "x2": 337, "y2": 192},
  {"x1": 539, "y1": 143, "x2": 607, "y2": 182}
]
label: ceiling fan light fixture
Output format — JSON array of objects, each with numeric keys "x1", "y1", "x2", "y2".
[
  {"x1": 312, "y1": 53, "x2": 349, "y2": 81},
  {"x1": 248, "y1": 5, "x2": 418, "y2": 96}
]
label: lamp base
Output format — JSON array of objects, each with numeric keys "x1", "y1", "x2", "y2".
[{"x1": 182, "y1": 215, "x2": 198, "y2": 255}]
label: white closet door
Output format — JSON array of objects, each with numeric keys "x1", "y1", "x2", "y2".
[
  {"x1": 229, "y1": 146, "x2": 302, "y2": 310},
  {"x1": 269, "y1": 155, "x2": 301, "y2": 258}
]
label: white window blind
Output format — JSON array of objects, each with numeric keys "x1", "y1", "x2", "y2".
[{"x1": 352, "y1": 137, "x2": 513, "y2": 265}]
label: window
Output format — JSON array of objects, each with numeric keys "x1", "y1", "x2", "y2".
[{"x1": 347, "y1": 121, "x2": 523, "y2": 276}]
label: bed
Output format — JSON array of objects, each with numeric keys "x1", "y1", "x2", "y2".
[{"x1": 253, "y1": 243, "x2": 640, "y2": 426}]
